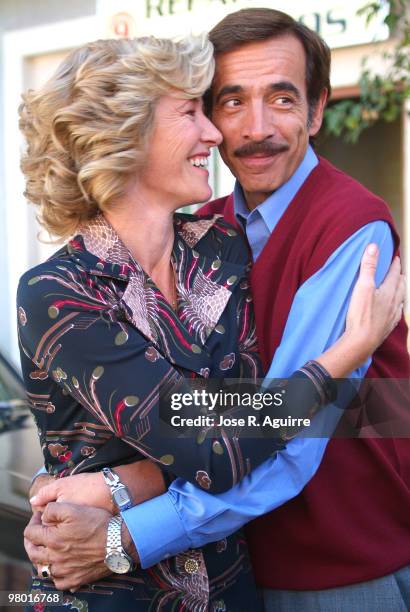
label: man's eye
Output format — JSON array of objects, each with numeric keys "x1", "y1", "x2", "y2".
[
  {"x1": 276, "y1": 96, "x2": 293, "y2": 105},
  {"x1": 185, "y1": 109, "x2": 196, "y2": 116},
  {"x1": 223, "y1": 99, "x2": 241, "y2": 109}
]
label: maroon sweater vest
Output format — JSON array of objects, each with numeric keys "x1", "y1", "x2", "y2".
[{"x1": 199, "y1": 157, "x2": 410, "y2": 590}]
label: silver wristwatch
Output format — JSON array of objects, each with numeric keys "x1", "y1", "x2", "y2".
[
  {"x1": 102, "y1": 467, "x2": 132, "y2": 511},
  {"x1": 104, "y1": 515, "x2": 134, "y2": 574}
]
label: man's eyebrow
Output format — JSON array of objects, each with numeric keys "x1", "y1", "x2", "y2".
[
  {"x1": 268, "y1": 81, "x2": 302, "y2": 101},
  {"x1": 214, "y1": 85, "x2": 243, "y2": 104},
  {"x1": 214, "y1": 82, "x2": 302, "y2": 105}
]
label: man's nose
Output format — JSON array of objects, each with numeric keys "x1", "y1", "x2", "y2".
[{"x1": 242, "y1": 101, "x2": 274, "y2": 141}]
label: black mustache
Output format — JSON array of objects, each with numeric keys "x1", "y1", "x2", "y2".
[{"x1": 234, "y1": 141, "x2": 289, "y2": 157}]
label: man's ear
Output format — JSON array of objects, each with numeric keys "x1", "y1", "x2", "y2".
[{"x1": 309, "y1": 88, "x2": 328, "y2": 137}]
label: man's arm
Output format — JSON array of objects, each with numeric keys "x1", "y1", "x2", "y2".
[{"x1": 122, "y1": 220, "x2": 395, "y2": 568}]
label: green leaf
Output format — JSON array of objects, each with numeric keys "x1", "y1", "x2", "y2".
[{"x1": 326, "y1": 0, "x2": 409, "y2": 143}]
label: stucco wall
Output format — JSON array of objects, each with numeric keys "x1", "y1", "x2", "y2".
[
  {"x1": 0, "y1": 0, "x2": 95, "y2": 31},
  {"x1": 0, "y1": 0, "x2": 96, "y2": 362}
]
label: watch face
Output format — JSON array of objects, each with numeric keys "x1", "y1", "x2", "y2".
[
  {"x1": 105, "y1": 553, "x2": 131, "y2": 574},
  {"x1": 113, "y1": 488, "x2": 132, "y2": 509}
]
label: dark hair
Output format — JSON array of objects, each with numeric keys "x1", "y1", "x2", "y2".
[{"x1": 208, "y1": 8, "x2": 331, "y2": 119}]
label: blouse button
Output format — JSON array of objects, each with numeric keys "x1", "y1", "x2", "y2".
[
  {"x1": 184, "y1": 558, "x2": 199, "y2": 574},
  {"x1": 227, "y1": 275, "x2": 237, "y2": 286}
]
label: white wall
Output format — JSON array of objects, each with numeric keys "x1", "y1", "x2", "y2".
[
  {"x1": 0, "y1": 0, "x2": 95, "y2": 30},
  {"x1": 1, "y1": 1, "x2": 407, "y2": 362},
  {"x1": 1, "y1": 16, "x2": 101, "y2": 365}
]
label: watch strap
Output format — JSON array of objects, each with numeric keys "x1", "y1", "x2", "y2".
[
  {"x1": 102, "y1": 467, "x2": 121, "y2": 488},
  {"x1": 102, "y1": 467, "x2": 132, "y2": 511},
  {"x1": 106, "y1": 515, "x2": 123, "y2": 553},
  {"x1": 105, "y1": 515, "x2": 134, "y2": 572}
]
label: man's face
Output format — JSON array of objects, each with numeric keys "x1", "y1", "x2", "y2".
[{"x1": 211, "y1": 35, "x2": 326, "y2": 210}]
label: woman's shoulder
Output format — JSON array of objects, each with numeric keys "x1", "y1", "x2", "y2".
[
  {"x1": 17, "y1": 245, "x2": 78, "y2": 302},
  {"x1": 175, "y1": 212, "x2": 250, "y2": 266}
]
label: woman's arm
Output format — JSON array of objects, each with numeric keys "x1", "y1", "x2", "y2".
[
  {"x1": 315, "y1": 246, "x2": 404, "y2": 377},
  {"x1": 19, "y1": 245, "x2": 404, "y2": 496},
  {"x1": 30, "y1": 242, "x2": 405, "y2": 511},
  {"x1": 30, "y1": 459, "x2": 166, "y2": 513}
]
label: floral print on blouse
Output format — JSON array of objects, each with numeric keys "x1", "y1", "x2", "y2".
[{"x1": 17, "y1": 213, "x2": 279, "y2": 611}]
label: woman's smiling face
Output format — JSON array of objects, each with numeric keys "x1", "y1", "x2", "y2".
[{"x1": 138, "y1": 94, "x2": 222, "y2": 209}]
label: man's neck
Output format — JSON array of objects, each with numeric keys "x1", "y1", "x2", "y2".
[
  {"x1": 232, "y1": 146, "x2": 319, "y2": 262},
  {"x1": 244, "y1": 189, "x2": 275, "y2": 211}
]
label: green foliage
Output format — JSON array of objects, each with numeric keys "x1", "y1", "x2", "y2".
[{"x1": 324, "y1": 0, "x2": 410, "y2": 143}]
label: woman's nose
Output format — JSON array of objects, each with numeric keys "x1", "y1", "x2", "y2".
[{"x1": 201, "y1": 114, "x2": 223, "y2": 146}]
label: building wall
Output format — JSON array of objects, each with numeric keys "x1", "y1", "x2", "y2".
[
  {"x1": 0, "y1": 1, "x2": 408, "y2": 361},
  {"x1": 0, "y1": 0, "x2": 95, "y2": 30},
  {"x1": 0, "y1": 72, "x2": 9, "y2": 357},
  {"x1": 0, "y1": 1, "x2": 98, "y2": 363},
  {"x1": 318, "y1": 117, "x2": 403, "y2": 232}
]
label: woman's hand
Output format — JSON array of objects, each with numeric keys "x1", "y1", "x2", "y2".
[
  {"x1": 315, "y1": 244, "x2": 405, "y2": 378},
  {"x1": 30, "y1": 460, "x2": 167, "y2": 513},
  {"x1": 29, "y1": 473, "x2": 55, "y2": 510},
  {"x1": 30, "y1": 472, "x2": 113, "y2": 514},
  {"x1": 345, "y1": 244, "x2": 405, "y2": 360}
]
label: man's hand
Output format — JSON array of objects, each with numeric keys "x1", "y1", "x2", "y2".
[{"x1": 24, "y1": 503, "x2": 122, "y2": 591}]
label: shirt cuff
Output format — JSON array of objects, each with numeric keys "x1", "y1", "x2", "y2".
[{"x1": 121, "y1": 492, "x2": 190, "y2": 568}]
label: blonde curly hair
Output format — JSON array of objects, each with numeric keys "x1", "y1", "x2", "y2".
[{"x1": 19, "y1": 35, "x2": 215, "y2": 240}]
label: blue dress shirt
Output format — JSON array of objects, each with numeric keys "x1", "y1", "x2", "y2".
[
  {"x1": 119, "y1": 145, "x2": 395, "y2": 567},
  {"x1": 122, "y1": 146, "x2": 394, "y2": 567}
]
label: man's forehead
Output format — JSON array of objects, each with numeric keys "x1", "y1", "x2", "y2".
[{"x1": 212, "y1": 35, "x2": 306, "y2": 88}]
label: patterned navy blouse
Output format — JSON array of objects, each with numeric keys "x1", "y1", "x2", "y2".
[{"x1": 18, "y1": 213, "x2": 277, "y2": 612}]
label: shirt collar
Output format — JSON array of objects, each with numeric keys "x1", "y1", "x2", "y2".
[{"x1": 234, "y1": 145, "x2": 318, "y2": 234}]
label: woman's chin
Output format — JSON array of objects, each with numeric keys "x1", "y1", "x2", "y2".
[
  {"x1": 194, "y1": 185, "x2": 213, "y2": 205},
  {"x1": 176, "y1": 187, "x2": 213, "y2": 209}
]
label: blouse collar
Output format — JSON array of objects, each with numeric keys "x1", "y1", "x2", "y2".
[{"x1": 61, "y1": 213, "x2": 247, "y2": 373}]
